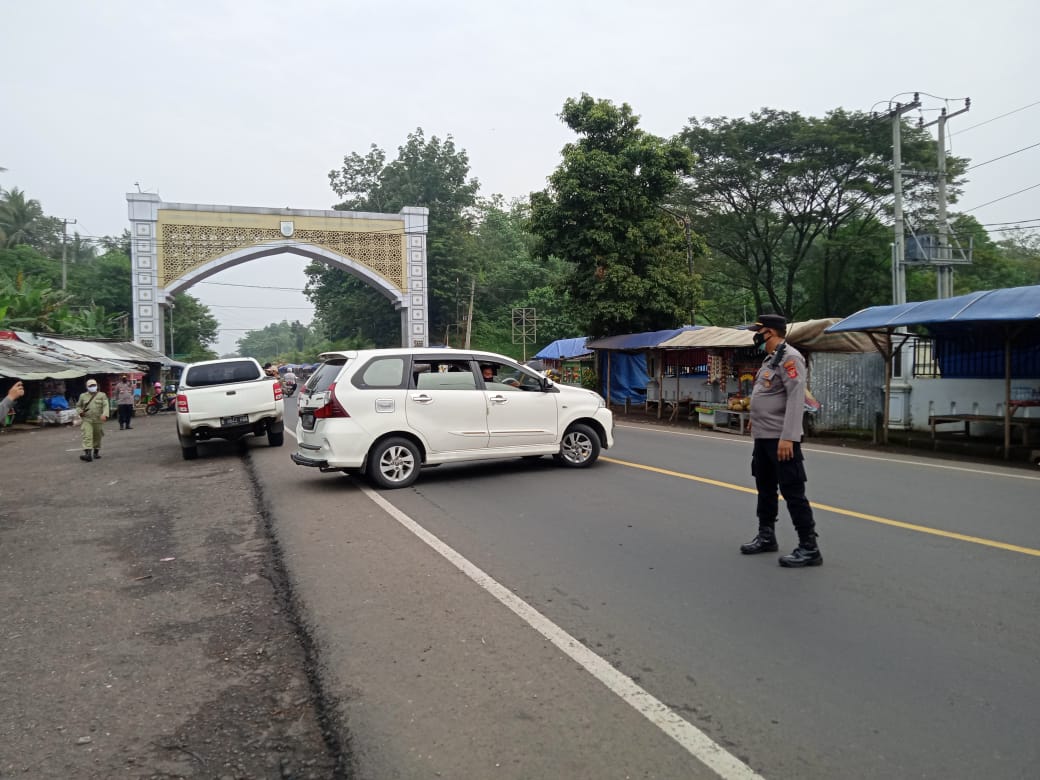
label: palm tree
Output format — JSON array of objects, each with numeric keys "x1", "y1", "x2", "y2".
[{"x1": 0, "y1": 187, "x2": 46, "y2": 247}]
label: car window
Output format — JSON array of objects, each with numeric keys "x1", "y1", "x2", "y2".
[
  {"x1": 355, "y1": 357, "x2": 406, "y2": 388},
  {"x1": 184, "y1": 360, "x2": 261, "y2": 387},
  {"x1": 485, "y1": 361, "x2": 544, "y2": 392},
  {"x1": 306, "y1": 359, "x2": 347, "y2": 392},
  {"x1": 412, "y1": 358, "x2": 477, "y2": 390}
]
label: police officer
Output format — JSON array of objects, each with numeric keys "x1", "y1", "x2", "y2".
[{"x1": 740, "y1": 314, "x2": 822, "y2": 567}]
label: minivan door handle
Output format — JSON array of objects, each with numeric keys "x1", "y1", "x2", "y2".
[
  {"x1": 410, "y1": 393, "x2": 434, "y2": 404},
  {"x1": 488, "y1": 394, "x2": 508, "y2": 404}
]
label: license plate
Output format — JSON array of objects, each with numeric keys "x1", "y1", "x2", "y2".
[
  {"x1": 220, "y1": 415, "x2": 249, "y2": 426},
  {"x1": 301, "y1": 412, "x2": 315, "y2": 431}
]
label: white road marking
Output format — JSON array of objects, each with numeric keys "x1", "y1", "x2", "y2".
[
  {"x1": 615, "y1": 423, "x2": 1040, "y2": 481},
  {"x1": 360, "y1": 484, "x2": 764, "y2": 780}
]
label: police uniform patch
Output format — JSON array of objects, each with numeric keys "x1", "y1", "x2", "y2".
[{"x1": 783, "y1": 360, "x2": 798, "y2": 379}]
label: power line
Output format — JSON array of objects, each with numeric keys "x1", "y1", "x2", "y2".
[
  {"x1": 198, "y1": 280, "x2": 307, "y2": 292},
  {"x1": 967, "y1": 141, "x2": 1040, "y2": 171},
  {"x1": 952, "y1": 99, "x2": 1040, "y2": 135},
  {"x1": 962, "y1": 182, "x2": 1040, "y2": 212},
  {"x1": 207, "y1": 303, "x2": 314, "y2": 310}
]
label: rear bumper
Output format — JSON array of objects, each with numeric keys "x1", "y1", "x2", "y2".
[
  {"x1": 291, "y1": 452, "x2": 329, "y2": 468},
  {"x1": 182, "y1": 416, "x2": 281, "y2": 442}
]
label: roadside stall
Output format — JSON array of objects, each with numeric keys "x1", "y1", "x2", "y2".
[
  {"x1": 655, "y1": 326, "x2": 757, "y2": 427},
  {"x1": 826, "y1": 285, "x2": 1040, "y2": 458},
  {"x1": 532, "y1": 337, "x2": 593, "y2": 385},
  {"x1": 585, "y1": 327, "x2": 698, "y2": 411}
]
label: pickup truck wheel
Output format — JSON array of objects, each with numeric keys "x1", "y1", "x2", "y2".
[
  {"x1": 268, "y1": 429, "x2": 284, "y2": 447},
  {"x1": 367, "y1": 437, "x2": 420, "y2": 489},
  {"x1": 555, "y1": 423, "x2": 600, "y2": 468}
]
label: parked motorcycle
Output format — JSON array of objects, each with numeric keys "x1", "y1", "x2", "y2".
[{"x1": 145, "y1": 393, "x2": 177, "y2": 415}]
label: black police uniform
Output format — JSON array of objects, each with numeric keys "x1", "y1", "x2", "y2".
[{"x1": 742, "y1": 316, "x2": 821, "y2": 567}]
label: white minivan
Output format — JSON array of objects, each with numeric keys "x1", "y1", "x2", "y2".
[{"x1": 291, "y1": 348, "x2": 614, "y2": 489}]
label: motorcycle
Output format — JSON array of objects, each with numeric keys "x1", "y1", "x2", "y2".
[{"x1": 145, "y1": 393, "x2": 177, "y2": 415}]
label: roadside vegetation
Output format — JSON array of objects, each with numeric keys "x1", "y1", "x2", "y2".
[{"x1": 4, "y1": 95, "x2": 1039, "y2": 365}]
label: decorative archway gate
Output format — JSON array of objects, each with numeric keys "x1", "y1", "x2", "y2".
[{"x1": 126, "y1": 193, "x2": 429, "y2": 353}]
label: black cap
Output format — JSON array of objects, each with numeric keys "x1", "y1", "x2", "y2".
[{"x1": 749, "y1": 314, "x2": 787, "y2": 331}]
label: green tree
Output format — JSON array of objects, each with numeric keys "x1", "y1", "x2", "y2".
[
  {"x1": 678, "y1": 108, "x2": 967, "y2": 320},
  {"x1": 530, "y1": 94, "x2": 698, "y2": 337},
  {"x1": 170, "y1": 293, "x2": 219, "y2": 360},
  {"x1": 0, "y1": 187, "x2": 48, "y2": 248},
  {"x1": 0, "y1": 271, "x2": 74, "y2": 331},
  {"x1": 235, "y1": 320, "x2": 336, "y2": 364},
  {"x1": 324, "y1": 128, "x2": 481, "y2": 339}
]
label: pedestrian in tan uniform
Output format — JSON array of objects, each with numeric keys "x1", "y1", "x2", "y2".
[{"x1": 76, "y1": 378, "x2": 109, "y2": 462}]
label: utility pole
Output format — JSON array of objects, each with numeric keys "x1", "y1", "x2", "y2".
[
  {"x1": 885, "y1": 94, "x2": 920, "y2": 306},
  {"x1": 60, "y1": 217, "x2": 77, "y2": 290},
  {"x1": 168, "y1": 302, "x2": 175, "y2": 357},
  {"x1": 922, "y1": 99, "x2": 970, "y2": 298},
  {"x1": 463, "y1": 278, "x2": 475, "y2": 349},
  {"x1": 659, "y1": 205, "x2": 696, "y2": 325}
]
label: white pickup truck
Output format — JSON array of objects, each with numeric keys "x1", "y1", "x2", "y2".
[{"x1": 175, "y1": 357, "x2": 285, "y2": 460}]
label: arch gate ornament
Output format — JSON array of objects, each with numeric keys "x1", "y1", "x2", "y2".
[{"x1": 126, "y1": 193, "x2": 429, "y2": 352}]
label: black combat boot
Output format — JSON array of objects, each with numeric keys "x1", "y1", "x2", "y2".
[
  {"x1": 740, "y1": 526, "x2": 778, "y2": 554},
  {"x1": 93, "y1": 449, "x2": 101, "y2": 459},
  {"x1": 79, "y1": 449, "x2": 93, "y2": 462},
  {"x1": 779, "y1": 533, "x2": 822, "y2": 568}
]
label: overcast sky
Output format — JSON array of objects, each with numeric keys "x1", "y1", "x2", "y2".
[{"x1": 4, "y1": 0, "x2": 1038, "y2": 353}]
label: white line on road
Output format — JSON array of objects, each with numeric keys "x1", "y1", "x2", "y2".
[
  {"x1": 282, "y1": 430, "x2": 756, "y2": 774},
  {"x1": 615, "y1": 423, "x2": 1040, "y2": 481},
  {"x1": 360, "y1": 484, "x2": 765, "y2": 780}
]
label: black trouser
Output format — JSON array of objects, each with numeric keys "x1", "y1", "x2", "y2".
[
  {"x1": 751, "y1": 438, "x2": 815, "y2": 536},
  {"x1": 118, "y1": 404, "x2": 134, "y2": 428}
]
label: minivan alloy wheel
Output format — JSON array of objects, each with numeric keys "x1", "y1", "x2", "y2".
[
  {"x1": 557, "y1": 423, "x2": 601, "y2": 468},
  {"x1": 368, "y1": 437, "x2": 421, "y2": 489}
]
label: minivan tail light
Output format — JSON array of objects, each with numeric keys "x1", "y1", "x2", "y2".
[
  {"x1": 176, "y1": 394, "x2": 189, "y2": 413},
  {"x1": 313, "y1": 382, "x2": 350, "y2": 419},
  {"x1": 273, "y1": 381, "x2": 283, "y2": 401}
]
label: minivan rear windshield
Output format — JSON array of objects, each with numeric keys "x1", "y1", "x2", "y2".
[
  {"x1": 184, "y1": 360, "x2": 262, "y2": 387},
  {"x1": 306, "y1": 359, "x2": 347, "y2": 393}
]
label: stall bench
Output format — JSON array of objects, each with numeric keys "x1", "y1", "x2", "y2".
[{"x1": 929, "y1": 413, "x2": 1040, "y2": 447}]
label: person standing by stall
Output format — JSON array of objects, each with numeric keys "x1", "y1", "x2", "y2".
[
  {"x1": 76, "y1": 378, "x2": 109, "y2": 462},
  {"x1": 114, "y1": 375, "x2": 135, "y2": 430},
  {"x1": 740, "y1": 314, "x2": 822, "y2": 567}
]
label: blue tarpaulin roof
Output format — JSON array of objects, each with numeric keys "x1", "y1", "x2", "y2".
[
  {"x1": 585, "y1": 326, "x2": 700, "y2": 351},
  {"x1": 826, "y1": 285, "x2": 1040, "y2": 332},
  {"x1": 534, "y1": 337, "x2": 592, "y2": 360}
]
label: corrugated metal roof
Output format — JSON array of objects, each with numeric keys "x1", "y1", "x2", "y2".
[
  {"x1": 658, "y1": 326, "x2": 754, "y2": 349},
  {"x1": 657, "y1": 320, "x2": 878, "y2": 352},
  {"x1": 0, "y1": 340, "x2": 87, "y2": 380},
  {"x1": 45, "y1": 338, "x2": 172, "y2": 366}
]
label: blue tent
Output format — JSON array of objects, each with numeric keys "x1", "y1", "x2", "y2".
[
  {"x1": 826, "y1": 285, "x2": 1040, "y2": 332},
  {"x1": 534, "y1": 337, "x2": 591, "y2": 360}
]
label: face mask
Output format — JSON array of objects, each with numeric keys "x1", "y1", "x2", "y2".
[
  {"x1": 753, "y1": 331, "x2": 768, "y2": 352},
  {"x1": 87, "y1": 386, "x2": 98, "y2": 392}
]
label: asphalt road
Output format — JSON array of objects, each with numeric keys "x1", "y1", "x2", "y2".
[{"x1": 263, "y1": 404, "x2": 1040, "y2": 779}]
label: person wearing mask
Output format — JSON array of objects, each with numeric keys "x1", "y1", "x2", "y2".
[
  {"x1": 740, "y1": 314, "x2": 822, "y2": 567},
  {"x1": 76, "y1": 378, "x2": 109, "y2": 462},
  {"x1": 1, "y1": 380, "x2": 25, "y2": 425},
  {"x1": 114, "y1": 375, "x2": 135, "y2": 430}
]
